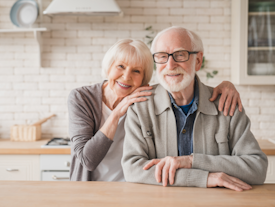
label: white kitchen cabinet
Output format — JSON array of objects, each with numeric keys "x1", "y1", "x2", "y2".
[
  {"x1": 265, "y1": 156, "x2": 275, "y2": 183},
  {"x1": 231, "y1": 0, "x2": 275, "y2": 85},
  {"x1": 0, "y1": 155, "x2": 40, "y2": 181},
  {"x1": 40, "y1": 155, "x2": 71, "y2": 181}
]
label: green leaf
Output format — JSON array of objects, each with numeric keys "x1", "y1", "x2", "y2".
[
  {"x1": 148, "y1": 40, "x2": 153, "y2": 44},
  {"x1": 212, "y1": 70, "x2": 218, "y2": 75},
  {"x1": 145, "y1": 26, "x2": 152, "y2": 30},
  {"x1": 145, "y1": 35, "x2": 152, "y2": 38},
  {"x1": 200, "y1": 56, "x2": 205, "y2": 69},
  {"x1": 206, "y1": 72, "x2": 213, "y2": 79}
]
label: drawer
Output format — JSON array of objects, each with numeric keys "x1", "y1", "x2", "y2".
[
  {"x1": 42, "y1": 171, "x2": 70, "y2": 181},
  {"x1": 40, "y1": 155, "x2": 71, "y2": 171},
  {"x1": 0, "y1": 165, "x2": 30, "y2": 181},
  {"x1": 0, "y1": 155, "x2": 40, "y2": 181}
]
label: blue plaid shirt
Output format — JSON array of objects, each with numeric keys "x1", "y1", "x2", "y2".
[{"x1": 168, "y1": 79, "x2": 199, "y2": 156}]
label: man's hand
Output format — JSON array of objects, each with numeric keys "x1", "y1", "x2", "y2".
[
  {"x1": 143, "y1": 156, "x2": 193, "y2": 187},
  {"x1": 207, "y1": 172, "x2": 252, "y2": 192},
  {"x1": 209, "y1": 81, "x2": 243, "y2": 116}
]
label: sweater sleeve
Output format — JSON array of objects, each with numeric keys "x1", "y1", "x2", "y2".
[
  {"x1": 192, "y1": 107, "x2": 268, "y2": 184},
  {"x1": 68, "y1": 89, "x2": 113, "y2": 171}
]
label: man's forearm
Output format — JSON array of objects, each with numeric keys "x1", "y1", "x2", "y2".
[
  {"x1": 122, "y1": 157, "x2": 209, "y2": 187},
  {"x1": 192, "y1": 153, "x2": 267, "y2": 184}
]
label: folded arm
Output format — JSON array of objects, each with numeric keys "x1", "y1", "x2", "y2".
[
  {"x1": 192, "y1": 108, "x2": 268, "y2": 184},
  {"x1": 122, "y1": 105, "x2": 209, "y2": 187}
]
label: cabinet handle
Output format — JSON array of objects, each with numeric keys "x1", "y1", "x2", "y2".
[
  {"x1": 64, "y1": 161, "x2": 70, "y2": 167},
  {"x1": 6, "y1": 168, "x2": 19, "y2": 172},
  {"x1": 52, "y1": 175, "x2": 69, "y2": 180}
]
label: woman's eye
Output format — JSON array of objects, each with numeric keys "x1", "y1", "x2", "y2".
[
  {"x1": 134, "y1": 70, "x2": 140, "y2": 73},
  {"x1": 118, "y1": 65, "x2": 124, "y2": 69}
]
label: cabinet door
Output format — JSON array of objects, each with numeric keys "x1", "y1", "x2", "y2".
[
  {"x1": 265, "y1": 156, "x2": 275, "y2": 183},
  {"x1": 0, "y1": 155, "x2": 40, "y2": 181},
  {"x1": 231, "y1": 0, "x2": 275, "y2": 85}
]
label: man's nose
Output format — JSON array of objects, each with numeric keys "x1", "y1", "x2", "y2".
[{"x1": 166, "y1": 55, "x2": 178, "y2": 70}]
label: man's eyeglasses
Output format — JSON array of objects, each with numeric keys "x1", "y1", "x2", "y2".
[{"x1": 153, "y1": 50, "x2": 199, "y2": 64}]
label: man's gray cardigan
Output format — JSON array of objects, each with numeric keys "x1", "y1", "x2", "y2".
[
  {"x1": 68, "y1": 82, "x2": 114, "y2": 181},
  {"x1": 122, "y1": 77, "x2": 268, "y2": 187}
]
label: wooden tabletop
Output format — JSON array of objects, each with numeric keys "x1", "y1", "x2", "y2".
[
  {"x1": 257, "y1": 139, "x2": 275, "y2": 155},
  {"x1": 0, "y1": 139, "x2": 70, "y2": 155},
  {"x1": 0, "y1": 139, "x2": 274, "y2": 155},
  {"x1": 0, "y1": 181, "x2": 274, "y2": 207}
]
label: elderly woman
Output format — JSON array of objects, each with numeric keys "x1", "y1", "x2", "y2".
[{"x1": 68, "y1": 39, "x2": 242, "y2": 181}]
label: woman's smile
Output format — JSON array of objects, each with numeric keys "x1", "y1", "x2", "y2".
[{"x1": 116, "y1": 81, "x2": 131, "y2": 89}]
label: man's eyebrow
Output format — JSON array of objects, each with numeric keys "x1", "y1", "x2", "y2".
[
  {"x1": 173, "y1": 48, "x2": 186, "y2": 52},
  {"x1": 155, "y1": 48, "x2": 187, "y2": 53}
]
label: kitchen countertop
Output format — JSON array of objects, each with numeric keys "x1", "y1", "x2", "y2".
[
  {"x1": 0, "y1": 181, "x2": 274, "y2": 207},
  {"x1": 0, "y1": 139, "x2": 274, "y2": 155},
  {"x1": 0, "y1": 139, "x2": 70, "y2": 154}
]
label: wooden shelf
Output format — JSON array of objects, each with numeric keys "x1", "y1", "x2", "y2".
[
  {"x1": 248, "y1": 46, "x2": 275, "y2": 51},
  {"x1": 249, "y1": 11, "x2": 275, "y2": 16},
  {"x1": 0, "y1": 28, "x2": 48, "y2": 67}
]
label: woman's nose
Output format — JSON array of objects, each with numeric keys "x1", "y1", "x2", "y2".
[{"x1": 122, "y1": 69, "x2": 131, "y2": 80}]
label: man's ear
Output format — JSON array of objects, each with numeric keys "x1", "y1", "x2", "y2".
[{"x1": 195, "y1": 52, "x2": 203, "y2": 72}]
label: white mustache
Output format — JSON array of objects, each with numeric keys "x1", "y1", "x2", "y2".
[{"x1": 161, "y1": 67, "x2": 186, "y2": 76}]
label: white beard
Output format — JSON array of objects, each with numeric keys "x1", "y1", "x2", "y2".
[{"x1": 157, "y1": 65, "x2": 196, "y2": 93}]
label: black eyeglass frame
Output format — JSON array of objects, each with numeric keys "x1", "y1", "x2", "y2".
[{"x1": 152, "y1": 50, "x2": 199, "y2": 64}]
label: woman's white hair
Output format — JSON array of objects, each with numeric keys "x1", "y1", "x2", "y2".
[
  {"x1": 101, "y1": 39, "x2": 154, "y2": 86},
  {"x1": 151, "y1": 26, "x2": 204, "y2": 54}
]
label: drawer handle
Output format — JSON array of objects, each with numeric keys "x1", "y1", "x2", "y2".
[
  {"x1": 6, "y1": 168, "x2": 19, "y2": 172},
  {"x1": 64, "y1": 161, "x2": 70, "y2": 167},
  {"x1": 52, "y1": 175, "x2": 69, "y2": 180}
]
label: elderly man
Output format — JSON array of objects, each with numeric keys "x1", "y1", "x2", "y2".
[{"x1": 121, "y1": 26, "x2": 268, "y2": 191}]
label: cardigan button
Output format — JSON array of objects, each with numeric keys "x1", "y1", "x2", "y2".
[
  {"x1": 146, "y1": 131, "x2": 152, "y2": 136},
  {"x1": 182, "y1": 129, "x2": 186, "y2": 134}
]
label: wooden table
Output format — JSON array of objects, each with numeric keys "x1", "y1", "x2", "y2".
[{"x1": 0, "y1": 181, "x2": 274, "y2": 207}]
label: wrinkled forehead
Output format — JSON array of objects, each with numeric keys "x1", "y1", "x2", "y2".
[{"x1": 155, "y1": 30, "x2": 192, "y2": 53}]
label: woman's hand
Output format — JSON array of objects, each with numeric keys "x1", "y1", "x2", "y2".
[
  {"x1": 101, "y1": 85, "x2": 152, "y2": 141},
  {"x1": 113, "y1": 86, "x2": 152, "y2": 118},
  {"x1": 209, "y1": 81, "x2": 243, "y2": 116}
]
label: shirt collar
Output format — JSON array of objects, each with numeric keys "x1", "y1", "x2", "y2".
[{"x1": 168, "y1": 77, "x2": 199, "y2": 114}]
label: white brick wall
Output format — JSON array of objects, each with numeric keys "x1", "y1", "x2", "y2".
[{"x1": 0, "y1": 0, "x2": 274, "y2": 140}]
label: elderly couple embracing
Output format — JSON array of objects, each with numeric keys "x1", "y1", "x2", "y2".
[{"x1": 68, "y1": 26, "x2": 267, "y2": 192}]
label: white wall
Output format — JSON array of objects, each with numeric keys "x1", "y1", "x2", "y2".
[{"x1": 0, "y1": 0, "x2": 274, "y2": 139}]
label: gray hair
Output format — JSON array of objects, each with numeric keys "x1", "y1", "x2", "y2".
[
  {"x1": 151, "y1": 26, "x2": 204, "y2": 54},
  {"x1": 102, "y1": 39, "x2": 154, "y2": 86}
]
